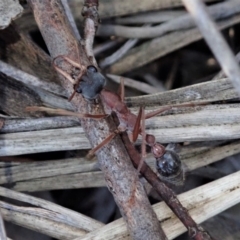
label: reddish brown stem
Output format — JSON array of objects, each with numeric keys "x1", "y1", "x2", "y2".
[{"x1": 119, "y1": 130, "x2": 214, "y2": 240}]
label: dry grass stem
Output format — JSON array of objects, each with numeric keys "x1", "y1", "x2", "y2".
[
  {"x1": 107, "y1": 74, "x2": 158, "y2": 94},
  {"x1": 0, "y1": 186, "x2": 103, "y2": 232},
  {"x1": 182, "y1": 0, "x2": 240, "y2": 95},
  {"x1": 0, "y1": 211, "x2": 7, "y2": 240},
  {"x1": 115, "y1": 10, "x2": 186, "y2": 25},
  {"x1": 1, "y1": 102, "x2": 240, "y2": 156},
  {"x1": 70, "y1": 0, "x2": 218, "y2": 19},
  {"x1": 0, "y1": 60, "x2": 67, "y2": 97},
  {"x1": 73, "y1": 171, "x2": 240, "y2": 240},
  {"x1": 3, "y1": 170, "x2": 239, "y2": 240},
  {"x1": 97, "y1": 0, "x2": 240, "y2": 39},
  {"x1": 109, "y1": 13, "x2": 240, "y2": 74},
  {"x1": 0, "y1": 141, "x2": 238, "y2": 191}
]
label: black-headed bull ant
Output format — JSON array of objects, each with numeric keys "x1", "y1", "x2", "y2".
[{"x1": 27, "y1": 55, "x2": 189, "y2": 186}]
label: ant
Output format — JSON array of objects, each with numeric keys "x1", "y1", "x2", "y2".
[{"x1": 27, "y1": 56, "x2": 187, "y2": 186}]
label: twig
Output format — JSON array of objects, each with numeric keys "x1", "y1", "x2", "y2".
[
  {"x1": 125, "y1": 78, "x2": 238, "y2": 107},
  {"x1": 0, "y1": 157, "x2": 99, "y2": 184},
  {"x1": 0, "y1": 116, "x2": 78, "y2": 133},
  {"x1": 143, "y1": 73, "x2": 166, "y2": 91},
  {"x1": 213, "y1": 51, "x2": 240, "y2": 80},
  {"x1": 183, "y1": 141, "x2": 240, "y2": 171},
  {"x1": 0, "y1": 72, "x2": 44, "y2": 118},
  {"x1": 0, "y1": 60, "x2": 67, "y2": 97},
  {"x1": 76, "y1": 170, "x2": 240, "y2": 240},
  {"x1": 61, "y1": 0, "x2": 81, "y2": 41},
  {"x1": 0, "y1": 0, "x2": 23, "y2": 29},
  {"x1": 1, "y1": 202, "x2": 85, "y2": 239},
  {"x1": 0, "y1": 211, "x2": 7, "y2": 240},
  {"x1": 69, "y1": 0, "x2": 218, "y2": 19},
  {"x1": 1, "y1": 141, "x2": 239, "y2": 191},
  {"x1": 107, "y1": 74, "x2": 158, "y2": 94},
  {"x1": 82, "y1": 0, "x2": 99, "y2": 67},
  {"x1": 2, "y1": 104, "x2": 240, "y2": 156},
  {"x1": 97, "y1": 0, "x2": 240, "y2": 38},
  {"x1": 100, "y1": 39, "x2": 138, "y2": 68},
  {"x1": 0, "y1": 186, "x2": 103, "y2": 232},
  {"x1": 27, "y1": 1, "x2": 166, "y2": 239},
  {"x1": 115, "y1": 10, "x2": 186, "y2": 25},
  {"x1": 93, "y1": 39, "x2": 123, "y2": 56},
  {"x1": 182, "y1": 0, "x2": 240, "y2": 96},
  {"x1": 120, "y1": 131, "x2": 213, "y2": 240},
  {"x1": 109, "y1": 13, "x2": 240, "y2": 74},
  {"x1": 34, "y1": 87, "x2": 73, "y2": 111}
]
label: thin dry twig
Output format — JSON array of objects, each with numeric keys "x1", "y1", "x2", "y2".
[
  {"x1": 0, "y1": 140, "x2": 239, "y2": 192},
  {"x1": 125, "y1": 78, "x2": 238, "y2": 107},
  {"x1": 69, "y1": 0, "x2": 218, "y2": 19},
  {"x1": 97, "y1": 0, "x2": 240, "y2": 38},
  {"x1": 182, "y1": 0, "x2": 240, "y2": 96},
  {"x1": 76, "y1": 170, "x2": 240, "y2": 240},
  {"x1": 107, "y1": 74, "x2": 158, "y2": 94},
  {"x1": 61, "y1": 0, "x2": 81, "y2": 41},
  {"x1": 100, "y1": 38, "x2": 138, "y2": 68},
  {"x1": 0, "y1": 0, "x2": 23, "y2": 29},
  {"x1": 0, "y1": 211, "x2": 7, "y2": 240},
  {"x1": 115, "y1": 10, "x2": 186, "y2": 25},
  {"x1": 2, "y1": 103, "x2": 240, "y2": 156},
  {"x1": 0, "y1": 186, "x2": 103, "y2": 233},
  {"x1": 82, "y1": 0, "x2": 99, "y2": 67},
  {"x1": 109, "y1": 13, "x2": 240, "y2": 75},
  {"x1": 0, "y1": 60, "x2": 67, "y2": 97},
  {"x1": 0, "y1": 116, "x2": 78, "y2": 133}
]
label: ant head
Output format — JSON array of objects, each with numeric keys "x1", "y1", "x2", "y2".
[
  {"x1": 76, "y1": 66, "x2": 106, "y2": 100},
  {"x1": 156, "y1": 150, "x2": 181, "y2": 177}
]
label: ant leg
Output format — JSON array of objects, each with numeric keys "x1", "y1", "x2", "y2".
[
  {"x1": 137, "y1": 107, "x2": 146, "y2": 173},
  {"x1": 145, "y1": 102, "x2": 207, "y2": 120},
  {"x1": 54, "y1": 55, "x2": 83, "y2": 69},
  {"x1": 87, "y1": 129, "x2": 120, "y2": 159},
  {"x1": 53, "y1": 55, "x2": 87, "y2": 85},
  {"x1": 132, "y1": 107, "x2": 142, "y2": 143},
  {"x1": 25, "y1": 106, "x2": 107, "y2": 119},
  {"x1": 117, "y1": 78, "x2": 125, "y2": 102},
  {"x1": 145, "y1": 106, "x2": 172, "y2": 119}
]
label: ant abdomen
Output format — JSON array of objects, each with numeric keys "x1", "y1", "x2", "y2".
[{"x1": 156, "y1": 144, "x2": 185, "y2": 185}]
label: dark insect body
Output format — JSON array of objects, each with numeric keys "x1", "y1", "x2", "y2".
[
  {"x1": 72, "y1": 62, "x2": 185, "y2": 185},
  {"x1": 31, "y1": 55, "x2": 185, "y2": 185}
]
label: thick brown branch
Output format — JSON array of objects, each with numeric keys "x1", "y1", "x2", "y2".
[{"x1": 27, "y1": 0, "x2": 166, "y2": 239}]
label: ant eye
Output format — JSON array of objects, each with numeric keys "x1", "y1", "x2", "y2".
[{"x1": 87, "y1": 66, "x2": 97, "y2": 73}]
